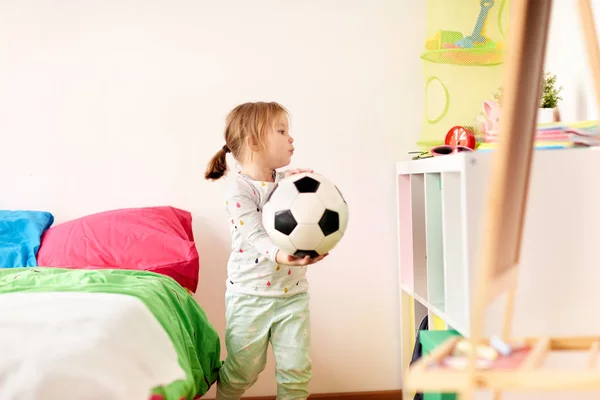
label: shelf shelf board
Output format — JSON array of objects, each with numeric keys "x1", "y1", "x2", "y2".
[{"x1": 397, "y1": 153, "x2": 471, "y2": 175}]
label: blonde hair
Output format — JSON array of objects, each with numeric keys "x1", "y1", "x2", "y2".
[{"x1": 204, "y1": 101, "x2": 289, "y2": 180}]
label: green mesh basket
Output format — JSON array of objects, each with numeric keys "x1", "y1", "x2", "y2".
[{"x1": 417, "y1": 0, "x2": 511, "y2": 150}]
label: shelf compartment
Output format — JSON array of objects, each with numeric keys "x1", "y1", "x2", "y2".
[
  {"x1": 414, "y1": 294, "x2": 461, "y2": 335},
  {"x1": 440, "y1": 172, "x2": 468, "y2": 334},
  {"x1": 414, "y1": 298, "x2": 428, "y2": 336},
  {"x1": 429, "y1": 310, "x2": 447, "y2": 331},
  {"x1": 425, "y1": 173, "x2": 445, "y2": 312},
  {"x1": 411, "y1": 174, "x2": 428, "y2": 301},
  {"x1": 397, "y1": 173, "x2": 414, "y2": 292},
  {"x1": 409, "y1": 295, "x2": 430, "y2": 356}
]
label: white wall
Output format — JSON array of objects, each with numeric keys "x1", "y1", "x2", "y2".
[
  {"x1": 0, "y1": 1, "x2": 427, "y2": 397},
  {"x1": 544, "y1": 0, "x2": 600, "y2": 121}
]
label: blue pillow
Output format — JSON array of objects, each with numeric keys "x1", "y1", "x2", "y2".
[{"x1": 0, "y1": 210, "x2": 54, "y2": 268}]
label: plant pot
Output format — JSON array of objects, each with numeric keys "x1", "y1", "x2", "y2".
[{"x1": 537, "y1": 108, "x2": 555, "y2": 124}]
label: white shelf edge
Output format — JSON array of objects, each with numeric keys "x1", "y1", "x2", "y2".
[
  {"x1": 397, "y1": 147, "x2": 600, "y2": 175},
  {"x1": 396, "y1": 153, "x2": 468, "y2": 175}
]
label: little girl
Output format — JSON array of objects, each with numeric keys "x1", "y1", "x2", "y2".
[{"x1": 205, "y1": 102, "x2": 327, "y2": 400}]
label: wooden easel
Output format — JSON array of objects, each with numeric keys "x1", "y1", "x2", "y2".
[{"x1": 404, "y1": 0, "x2": 600, "y2": 398}]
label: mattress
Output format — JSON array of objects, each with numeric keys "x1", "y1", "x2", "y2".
[{"x1": 0, "y1": 267, "x2": 222, "y2": 400}]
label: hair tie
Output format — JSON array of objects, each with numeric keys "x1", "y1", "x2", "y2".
[{"x1": 222, "y1": 145, "x2": 231, "y2": 153}]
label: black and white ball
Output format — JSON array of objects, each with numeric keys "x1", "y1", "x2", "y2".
[{"x1": 262, "y1": 172, "x2": 348, "y2": 258}]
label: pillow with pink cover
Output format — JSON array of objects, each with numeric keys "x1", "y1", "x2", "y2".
[{"x1": 36, "y1": 206, "x2": 199, "y2": 292}]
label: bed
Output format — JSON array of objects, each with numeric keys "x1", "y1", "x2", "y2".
[{"x1": 0, "y1": 207, "x2": 222, "y2": 400}]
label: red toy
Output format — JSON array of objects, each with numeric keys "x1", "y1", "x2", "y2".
[{"x1": 445, "y1": 126, "x2": 476, "y2": 149}]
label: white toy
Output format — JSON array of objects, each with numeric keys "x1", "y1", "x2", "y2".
[{"x1": 262, "y1": 172, "x2": 348, "y2": 258}]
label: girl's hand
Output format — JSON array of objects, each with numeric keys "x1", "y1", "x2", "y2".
[
  {"x1": 285, "y1": 168, "x2": 314, "y2": 178},
  {"x1": 275, "y1": 250, "x2": 328, "y2": 266}
]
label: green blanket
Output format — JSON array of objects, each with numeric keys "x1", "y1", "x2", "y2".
[{"x1": 0, "y1": 267, "x2": 223, "y2": 399}]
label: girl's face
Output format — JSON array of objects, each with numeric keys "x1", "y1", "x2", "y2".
[{"x1": 262, "y1": 114, "x2": 295, "y2": 170}]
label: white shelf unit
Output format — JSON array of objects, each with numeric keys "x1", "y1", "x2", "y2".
[
  {"x1": 396, "y1": 147, "x2": 600, "y2": 397},
  {"x1": 397, "y1": 153, "x2": 488, "y2": 338}
]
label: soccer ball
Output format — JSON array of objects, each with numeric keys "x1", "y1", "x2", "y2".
[{"x1": 262, "y1": 172, "x2": 348, "y2": 258}]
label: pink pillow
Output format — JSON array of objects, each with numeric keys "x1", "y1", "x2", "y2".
[{"x1": 37, "y1": 206, "x2": 199, "y2": 292}]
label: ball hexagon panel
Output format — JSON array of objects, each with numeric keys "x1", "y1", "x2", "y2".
[
  {"x1": 266, "y1": 180, "x2": 300, "y2": 209},
  {"x1": 315, "y1": 177, "x2": 345, "y2": 209},
  {"x1": 293, "y1": 176, "x2": 320, "y2": 193},
  {"x1": 290, "y1": 193, "x2": 326, "y2": 225},
  {"x1": 288, "y1": 224, "x2": 324, "y2": 253},
  {"x1": 274, "y1": 210, "x2": 297, "y2": 235},
  {"x1": 315, "y1": 179, "x2": 348, "y2": 235},
  {"x1": 268, "y1": 229, "x2": 298, "y2": 255},
  {"x1": 315, "y1": 231, "x2": 343, "y2": 255},
  {"x1": 318, "y1": 209, "x2": 339, "y2": 236}
]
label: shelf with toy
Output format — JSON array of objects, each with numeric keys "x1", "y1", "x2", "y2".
[
  {"x1": 396, "y1": 154, "x2": 476, "y2": 339},
  {"x1": 397, "y1": 146, "x2": 600, "y2": 391},
  {"x1": 397, "y1": 147, "x2": 600, "y2": 400},
  {"x1": 476, "y1": 95, "x2": 600, "y2": 151}
]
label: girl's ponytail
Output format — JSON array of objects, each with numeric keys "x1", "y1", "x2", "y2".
[{"x1": 204, "y1": 145, "x2": 230, "y2": 180}]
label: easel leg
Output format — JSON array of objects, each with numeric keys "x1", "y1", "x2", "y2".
[
  {"x1": 469, "y1": 0, "x2": 555, "y2": 343},
  {"x1": 458, "y1": 391, "x2": 473, "y2": 400},
  {"x1": 491, "y1": 287, "x2": 516, "y2": 400},
  {"x1": 469, "y1": 0, "x2": 554, "y2": 394}
]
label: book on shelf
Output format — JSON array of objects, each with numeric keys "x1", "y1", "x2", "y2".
[{"x1": 477, "y1": 120, "x2": 600, "y2": 151}]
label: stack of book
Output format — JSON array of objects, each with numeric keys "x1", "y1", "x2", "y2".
[{"x1": 477, "y1": 120, "x2": 600, "y2": 151}]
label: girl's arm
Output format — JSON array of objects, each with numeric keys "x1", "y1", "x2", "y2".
[{"x1": 226, "y1": 182, "x2": 279, "y2": 263}]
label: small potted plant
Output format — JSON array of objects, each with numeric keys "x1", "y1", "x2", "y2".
[
  {"x1": 490, "y1": 72, "x2": 563, "y2": 124},
  {"x1": 538, "y1": 72, "x2": 563, "y2": 123}
]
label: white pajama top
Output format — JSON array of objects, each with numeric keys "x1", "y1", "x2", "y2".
[{"x1": 223, "y1": 171, "x2": 309, "y2": 298}]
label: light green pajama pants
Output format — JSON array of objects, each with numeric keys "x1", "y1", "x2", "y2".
[{"x1": 215, "y1": 291, "x2": 312, "y2": 400}]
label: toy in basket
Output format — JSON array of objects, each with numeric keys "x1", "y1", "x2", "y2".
[
  {"x1": 262, "y1": 172, "x2": 348, "y2": 259},
  {"x1": 422, "y1": 0, "x2": 507, "y2": 66},
  {"x1": 417, "y1": 0, "x2": 510, "y2": 151}
]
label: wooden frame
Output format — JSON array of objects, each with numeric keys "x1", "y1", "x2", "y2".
[
  {"x1": 406, "y1": 336, "x2": 600, "y2": 392},
  {"x1": 404, "y1": 0, "x2": 600, "y2": 397}
]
